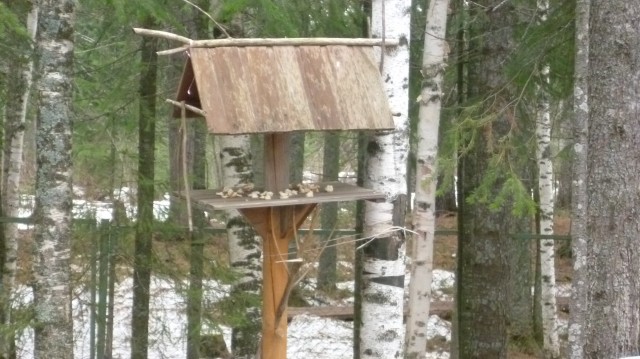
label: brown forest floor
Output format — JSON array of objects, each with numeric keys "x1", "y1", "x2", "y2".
[
  {"x1": 14, "y1": 210, "x2": 573, "y2": 358},
  {"x1": 434, "y1": 213, "x2": 573, "y2": 359}
]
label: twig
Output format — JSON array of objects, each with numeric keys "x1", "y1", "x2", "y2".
[
  {"x1": 133, "y1": 27, "x2": 401, "y2": 53},
  {"x1": 133, "y1": 28, "x2": 193, "y2": 44},
  {"x1": 274, "y1": 208, "x2": 321, "y2": 327},
  {"x1": 180, "y1": 102, "x2": 194, "y2": 232},
  {"x1": 158, "y1": 45, "x2": 190, "y2": 56},
  {"x1": 181, "y1": 0, "x2": 232, "y2": 38},
  {"x1": 182, "y1": 37, "x2": 400, "y2": 48},
  {"x1": 379, "y1": 0, "x2": 386, "y2": 73},
  {"x1": 165, "y1": 99, "x2": 206, "y2": 117}
]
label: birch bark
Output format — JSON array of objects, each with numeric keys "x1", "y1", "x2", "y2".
[
  {"x1": 1, "y1": 2, "x2": 37, "y2": 357},
  {"x1": 219, "y1": 135, "x2": 262, "y2": 357},
  {"x1": 405, "y1": 0, "x2": 449, "y2": 357},
  {"x1": 567, "y1": 0, "x2": 589, "y2": 358},
  {"x1": 360, "y1": 1, "x2": 411, "y2": 358},
  {"x1": 32, "y1": 0, "x2": 75, "y2": 357},
  {"x1": 535, "y1": 1, "x2": 560, "y2": 358}
]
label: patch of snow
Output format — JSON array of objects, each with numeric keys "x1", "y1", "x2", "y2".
[
  {"x1": 15, "y1": 276, "x2": 232, "y2": 359},
  {"x1": 556, "y1": 282, "x2": 572, "y2": 297},
  {"x1": 288, "y1": 314, "x2": 353, "y2": 359},
  {"x1": 426, "y1": 315, "x2": 451, "y2": 341}
]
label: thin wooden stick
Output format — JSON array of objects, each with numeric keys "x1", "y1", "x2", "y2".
[
  {"x1": 180, "y1": 102, "x2": 194, "y2": 232},
  {"x1": 134, "y1": 27, "x2": 400, "y2": 51},
  {"x1": 165, "y1": 99, "x2": 206, "y2": 117},
  {"x1": 133, "y1": 28, "x2": 193, "y2": 44},
  {"x1": 183, "y1": 37, "x2": 400, "y2": 48},
  {"x1": 181, "y1": 0, "x2": 231, "y2": 38},
  {"x1": 158, "y1": 46, "x2": 190, "y2": 56}
]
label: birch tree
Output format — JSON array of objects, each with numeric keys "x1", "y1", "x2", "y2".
[
  {"x1": 535, "y1": 0, "x2": 559, "y2": 357},
  {"x1": 578, "y1": 2, "x2": 640, "y2": 357},
  {"x1": 405, "y1": 0, "x2": 449, "y2": 357},
  {"x1": 360, "y1": 0, "x2": 411, "y2": 357},
  {"x1": 219, "y1": 135, "x2": 262, "y2": 357},
  {"x1": 1, "y1": 1, "x2": 37, "y2": 357},
  {"x1": 567, "y1": 0, "x2": 589, "y2": 357},
  {"x1": 32, "y1": 0, "x2": 75, "y2": 357}
]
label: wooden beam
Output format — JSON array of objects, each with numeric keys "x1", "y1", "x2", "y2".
[
  {"x1": 175, "y1": 182, "x2": 385, "y2": 211},
  {"x1": 132, "y1": 28, "x2": 401, "y2": 51}
]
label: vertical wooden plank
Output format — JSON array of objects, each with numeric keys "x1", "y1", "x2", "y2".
[
  {"x1": 263, "y1": 133, "x2": 291, "y2": 192},
  {"x1": 260, "y1": 221, "x2": 290, "y2": 359}
]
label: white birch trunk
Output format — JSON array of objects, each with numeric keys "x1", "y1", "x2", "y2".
[
  {"x1": 405, "y1": 0, "x2": 449, "y2": 357},
  {"x1": 535, "y1": 2, "x2": 560, "y2": 358},
  {"x1": 568, "y1": 0, "x2": 590, "y2": 358},
  {"x1": 536, "y1": 67, "x2": 560, "y2": 359},
  {"x1": 360, "y1": 1, "x2": 411, "y2": 358},
  {"x1": 33, "y1": 0, "x2": 75, "y2": 357},
  {"x1": 218, "y1": 135, "x2": 262, "y2": 356},
  {"x1": 220, "y1": 135, "x2": 261, "y2": 284},
  {"x1": 1, "y1": 4, "x2": 37, "y2": 357}
]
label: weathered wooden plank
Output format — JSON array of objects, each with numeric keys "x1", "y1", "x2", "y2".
[
  {"x1": 175, "y1": 182, "x2": 385, "y2": 211},
  {"x1": 179, "y1": 46, "x2": 393, "y2": 134}
]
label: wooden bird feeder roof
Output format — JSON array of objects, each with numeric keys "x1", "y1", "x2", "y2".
[{"x1": 174, "y1": 45, "x2": 394, "y2": 134}]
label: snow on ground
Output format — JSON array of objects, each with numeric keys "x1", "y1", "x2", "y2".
[
  {"x1": 16, "y1": 277, "x2": 232, "y2": 359},
  {"x1": 11, "y1": 189, "x2": 457, "y2": 358},
  {"x1": 12, "y1": 270, "x2": 456, "y2": 359}
]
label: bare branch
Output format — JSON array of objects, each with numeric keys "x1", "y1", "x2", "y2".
[
  {"x1": 165, "y1": 99, "x2": 206, "y2": 117},
  {"x1": 158, "y1": 46, "x2": 190, "y2": 56},
  {"x1": 181, "y1": 0, "x2": 232, "y2": 38},
  {"x1": 132, "y1": 28, "x2": 193, "y2": 44}
]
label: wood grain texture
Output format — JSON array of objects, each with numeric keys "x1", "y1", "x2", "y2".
[
  {"x1": 176, "y1": 182, "x2": 385, "y2": 211},
  {"x1": 174, "y1": 46, "x2": 393, "y2": 134}
]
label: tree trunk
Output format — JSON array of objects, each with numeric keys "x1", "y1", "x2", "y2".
[
  {"x1": 580, "y1": 2, "x2": 640, "y2": 357},
  {"x1": 567, "y1": 0, "x2": 589, "y2": 357},
  {"x1": 32, "y1": 0, "x2": 75, "y2": 357},
  {"x1": 359, "y1": 0, "x2": 411, "y2": 358},
  {"x1": 219, "y1": 135, "x2": 262, "y2": 357},
  {"x1": 1, "y1": 2, "x2": 37, "y2": 358},
  {"x1": 405, "y1": 0, "x2": 449, "y2": 357},
  {"x1": 289, "y1": 132, "x2": 305, "y2": 185},
  {"x1": 185, "y1": 6, "x2": 210, "y2": 358},
  {"x1": 535, "y1": 1, "x2": 560, "y2": 357},
  {"x1": 186, "y1": 119, "x2": 207, "y2": 359},
  {"x1": 457, "y1": 2, "x2": 528, "y2": 357},
  {"x1": 318, "y1": 132, "x2": 340, "y2": 292},
  {"x1": 131, "y1": 16, "x2": 158, "y2": 359}
]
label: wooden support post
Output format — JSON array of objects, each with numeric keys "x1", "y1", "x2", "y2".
[
  {"x1": 262, "y1": 133, "x2": 291, "y2": 359},
  {"x1": 241, "y1": 204, "x2": 316, "y2": 359}
]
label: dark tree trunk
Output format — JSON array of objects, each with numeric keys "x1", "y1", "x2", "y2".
[
  {"x1": 289, "y1": 132, "x2": 305, "y2": 184},
  {"x1": 185, "y1": 5, "x2": 210, "y2": 358},
  {"x1": 131, "y1": 16, "x2": 158, "y2": 359},
  {"x1": 580, "y1": 3, "x2": 640, "y2": 357},
  {"x1": 456, "y1": 1, "x2": 531, "y2": 357},
  {"x1": 318, "y1": 132, "x2": 340, "y2": 291}
]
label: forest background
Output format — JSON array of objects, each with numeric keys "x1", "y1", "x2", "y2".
[{"x1": 1, "y1": 0, "x2": 639, "y2": 359}]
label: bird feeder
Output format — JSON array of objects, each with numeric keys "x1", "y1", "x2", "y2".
[{"x1": 170, "y1": 39, "x2": 396, "y2": 358}]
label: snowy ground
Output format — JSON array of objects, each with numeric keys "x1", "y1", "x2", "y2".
[
  {"x1": 12, "y1": 189, "x2": 457, "y2": 358},
  {"x1": 14, "y1": 271, "x2": 455, "y2": 359}
]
